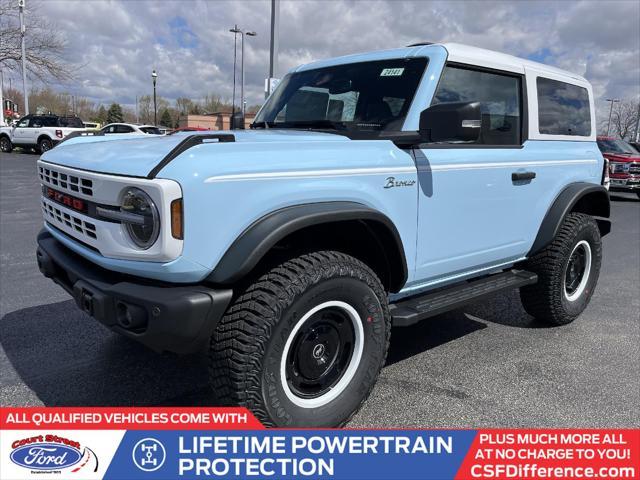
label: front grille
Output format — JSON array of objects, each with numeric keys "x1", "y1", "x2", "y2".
[
  {"x1": 39, "y1": 166, "x2": 93, "y2": 196},
  {"x1": 610, "y1": 163, "x2": 627, "y2": 174},
  {"x1": 629, "y1": 163, "x2": 640, "y2": 175},
  {"x1": 42, "y1": 199, "x2": 97, "y2": 240}
]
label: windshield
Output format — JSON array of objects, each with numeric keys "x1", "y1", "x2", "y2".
[
  {"x1": 254, "y1": 58, "x2": 428, "y2": 134},
  {"x1": 597, "y1": 138, "x2": 637, "y2": 154}
]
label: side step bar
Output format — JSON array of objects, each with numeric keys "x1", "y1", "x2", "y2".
[{"x1": 390, "y1": 269, "x2": 537, "y2": 327}]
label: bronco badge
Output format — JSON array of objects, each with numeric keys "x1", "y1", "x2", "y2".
[{"x1": 384, "y1": 176, "x2": 416, "y2": 189}]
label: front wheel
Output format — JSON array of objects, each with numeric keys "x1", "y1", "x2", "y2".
[
  {"x1": 210, "y1": 251, "x2": 390, "y2": 427},
  {"x1": 0, "y1": 136, "x2": 12, "y2": 153},
  {"x1": 520, "y1": 212, "x2": 602, "y2": 325}
]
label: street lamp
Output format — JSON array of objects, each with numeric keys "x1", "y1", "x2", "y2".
[
  {"x1": 19, "y1": 0, "x2": 29, "y2": 115},
  {"x1": 243, "y1": 31, "x2": 257, "y2": 116},
  {"x1": 229, "y1": 26, "x2": 257, "y2": 128},
  {"x1": 229, "y1": 25, "x2": 240, "y2": 124},
  {"x1": 151, "y1": 69, "x2": 158, "y2": 126},
  {"x1": 605, "y1": 98, "x2": 620, "y2": 137}
]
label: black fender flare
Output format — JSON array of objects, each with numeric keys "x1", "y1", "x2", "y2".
[
  {"x1": 528, "y1": 182, "x2": 610, "y2": 256},
  {"x1": 207, "y1": 201, "x2": 408, "y2": 291}
]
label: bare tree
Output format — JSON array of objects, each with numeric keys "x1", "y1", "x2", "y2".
[
  {"x1": 175, "y1": 97, "x2": 193, "y2": 115},
  {"x1": 0, "y1": 0, "x2": 73, "y2": 82},
  {"x1": 612, "y1": 98, "x2": 640, "y2": 140}
]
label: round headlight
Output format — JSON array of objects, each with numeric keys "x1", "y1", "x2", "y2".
[{"x1": 121, "y1": 187, "x2": 160, "y2": 249}]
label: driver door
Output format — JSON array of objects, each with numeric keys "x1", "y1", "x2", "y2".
[
  {"x1": 12, "y1": 115, "x2": 32, "y2": 143},
  {"x1": 414, "y1": 64, "x2": 536, "y2": 284}
]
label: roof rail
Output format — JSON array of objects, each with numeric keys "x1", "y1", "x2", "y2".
[
  {"x1": 148, "y1": 133, "x2": 235, "y2": 179},
  {"x1": 407, "y1": 42, "x2": 434, "y2": 47}
]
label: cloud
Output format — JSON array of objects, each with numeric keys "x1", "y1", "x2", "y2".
[{"x1": 7, "y1": 0, "x2": 639, "y2": 115}]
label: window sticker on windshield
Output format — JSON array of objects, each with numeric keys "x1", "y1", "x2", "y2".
[{"x1": 380, "y1": 68, "x2": 404, "y2": 77}]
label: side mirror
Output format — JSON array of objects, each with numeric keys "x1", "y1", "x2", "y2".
[{"x1": 419, "y1": 101, "x2": 481, "y2": 143}]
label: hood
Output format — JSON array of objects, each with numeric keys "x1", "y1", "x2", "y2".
[
  {"x1": 602, "y1": 152, "x2": 640, "y2": 163},
  {"x1": 40, "y1": 130, "x2": 349, "y2": 177}
]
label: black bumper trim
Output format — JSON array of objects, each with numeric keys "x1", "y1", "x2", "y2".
[{"x1": 36, "y1": 229, "x2": 233, "y2": 354}]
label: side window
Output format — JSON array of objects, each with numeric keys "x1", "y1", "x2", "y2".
[
  {"x1": 42, "y1": 117, "x2": 58, "y2": 127},
  {"x1": 116, "y1": 125, "x2": 134, "y2": 133},
  {"x1": 432, "y1": 65, "x2": 522, "y2": 145},
  {"x1": 16, "y1": 117, "x2": 30, "y2": 128},
  {"x1": 31, "y1": 117, "x2": 43, "y2": 128},
  {"x1": 536, "y1": 77, "x2": 591, "y2": 136}
]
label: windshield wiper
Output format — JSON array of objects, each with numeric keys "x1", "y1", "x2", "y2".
[
  {"x1": 277, "y1": 120, "x2": 347, "y2": 131},
  {"x1": 251, "y1": 120, "x2": 349, "y2": 132},
  {"x1": 250, "y1": 121, "x2": 276, "y2": 129}
]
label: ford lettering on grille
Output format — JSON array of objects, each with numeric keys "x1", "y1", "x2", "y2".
[{"x1": 44, "y1": 187, "x2": 87, "y2": 213}]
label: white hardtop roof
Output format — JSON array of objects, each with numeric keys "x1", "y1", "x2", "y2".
[
  {"x1": 440, "y1": 43, "x2": 587, "y2": 82},
  {"x1": 296, "y1": 42, "x2": 587, "y2": 84}
]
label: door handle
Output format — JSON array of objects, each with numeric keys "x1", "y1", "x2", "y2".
[{"x1": 512, "y1": 171, "x2": 536, "y2": 181}]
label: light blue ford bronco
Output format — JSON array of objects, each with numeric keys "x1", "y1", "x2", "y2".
[{"x1": 36, "y1": 43, "x2": 610, "y2": 427}]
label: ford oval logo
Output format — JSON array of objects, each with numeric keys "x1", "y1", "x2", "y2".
[{"x1": 10, "y1": 443, "x2": 82, "y2": 471}]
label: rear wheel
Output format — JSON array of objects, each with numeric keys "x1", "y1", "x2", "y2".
[
  {"x1": 38, "y1": 137, "x2": 53, "y2": 154},
  {"x1": 210, "y1": 251, "x2": 390, "y2": 427},
  {"x1": 520, "y1": 212, "x2": 602, "y2": 325},
  {"x1": 0, "y1": 136, "x2": 12, "y2": 153}
]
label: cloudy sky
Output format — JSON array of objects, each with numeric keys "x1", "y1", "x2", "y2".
[{"x1": 8, "y1": 0, "x2": 640, "y2": 117}]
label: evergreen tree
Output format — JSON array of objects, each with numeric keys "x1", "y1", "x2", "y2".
[
  {"x1": 94, "y1": 105, "x2": 107, "y2": 124},
  {"x1": 160, "y1": 108, "x2": 172, "y2": 127},
  {"x1": 106, "y1": 103, "x2": 124, "y2": 123}
]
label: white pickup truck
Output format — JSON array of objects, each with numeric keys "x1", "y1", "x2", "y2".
[{"x1": 0, "y1": 114, "x2": 86, "y2": 153}]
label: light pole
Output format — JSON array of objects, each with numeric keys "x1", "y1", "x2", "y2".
[
  {"x1": 605, "y1": 98, "x2": 620, "y2": 137},
  {"x1": 19, "y1": 0, "x2": 29, "y2": 115},
  {"x1": 267, "y1": 0, "x2": 280, "y2": 99},
  {"x1": 229, "y1": 26, "x2": 256, "y2": 126},
  {"x1": 151, "y1": 69, "x2": 158, "y2": 126},
  {"x1": 0, "y1": 62, "x2": 4, "y2": 126},
  {"x1": 242, "y1": 31, "x2": 257, "y2": 116},
  {"x1": 634, "y1": 100, "x2": 640, "y2": 143},
  {"x1": 229, "y1": 25, "x2": 240, "y2": 126}
]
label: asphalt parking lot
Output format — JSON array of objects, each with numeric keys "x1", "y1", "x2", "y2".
[{"x1": 1, "y1": 150, "x2": 638, "y2": 427}]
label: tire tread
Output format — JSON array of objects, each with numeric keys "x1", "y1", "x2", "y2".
[
  {"x1": 209, "y1": 250, "x2": 390, "y2": 427},
  {"x1": 520, "y1": 212, "x2": 601, "y2": 325}
]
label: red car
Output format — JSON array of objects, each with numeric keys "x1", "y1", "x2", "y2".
[{"x1": 597, "y1": 136, "x2": 640, "y2": 198}]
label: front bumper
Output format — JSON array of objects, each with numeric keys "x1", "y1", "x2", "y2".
[
  {"x1": 36, "y1": 229, "x2": 233, "y2": 354},
  {"x1": 609, "y1": 177, "x2": 640, "y2": 191}
]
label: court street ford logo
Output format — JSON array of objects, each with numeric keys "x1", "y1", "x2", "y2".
[{"x1": 10, "y1": 441, "x2": 82, "y2": 471}]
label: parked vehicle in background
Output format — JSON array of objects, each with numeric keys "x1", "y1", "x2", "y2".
[
  {"x1": 597, "y1": 136, "x2": 640, "y2": 197},
  {"x1": 35, "y1": 43, "x2": 610, "y2": 427},
  {"x1": 100, "y1": 123, "x2": 163, "y2": 135},
  {"x1": 83, "y1": 121, "x2": 101, "y2": 129},
  {"x1": 0, "y1": 114, "x2": 86, "y2": 153}
]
